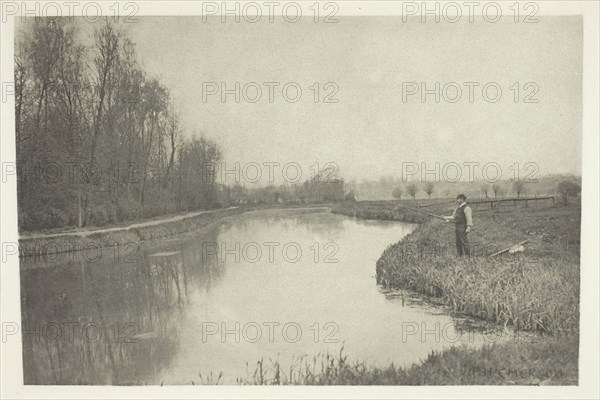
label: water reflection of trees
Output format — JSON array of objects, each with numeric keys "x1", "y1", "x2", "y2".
[
  {"x1": 20, "y1": 210, "x2": 396, "y2": 384},
  {"x1": 226, "y1": 209, "x2": 346, "y2": 238},
  {"x1": 20, "y1": 227, "x2": 222, "y2": 385}
]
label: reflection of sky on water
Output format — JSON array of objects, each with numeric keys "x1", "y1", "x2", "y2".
[{"x1": 21, "y1": 209, "x2": 493, "y2": 385}]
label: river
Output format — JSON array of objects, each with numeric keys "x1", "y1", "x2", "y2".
[{"x1": 20, "y1": 208, "x2": 492, "y2": 385}]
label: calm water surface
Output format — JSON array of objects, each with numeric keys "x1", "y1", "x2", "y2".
[{"x1": 21, "y1": 209, "x2": 490, "y2": 384}]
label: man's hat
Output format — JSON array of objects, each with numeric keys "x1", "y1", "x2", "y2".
[{"x1": 456, "y1": 194, "x2": 467, "y2": 200}]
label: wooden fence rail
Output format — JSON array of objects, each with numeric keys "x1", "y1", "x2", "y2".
[{"x1": 417, "y1": 196, "x2": 556, "y2": 209}]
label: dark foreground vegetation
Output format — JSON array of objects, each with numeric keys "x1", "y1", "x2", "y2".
[
  {"x1": 234, "y1": 337, "x2": 577, "y2": 385},
  {"x1": 321, "y1": 198, "x2": 579, "y2": 385}
]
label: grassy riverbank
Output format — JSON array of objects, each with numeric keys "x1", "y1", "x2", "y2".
[
  {"x1": 325, "y1": 199, "x2": 580, "y2": 385},
  {"x1": 336, "y1": 200, "x2": 581, "y2": 335},
  {"x1": 237, "y1": 337, "x2": 578, "y2": 385}
]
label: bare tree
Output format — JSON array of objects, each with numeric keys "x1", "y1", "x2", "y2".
[
  {"x1": 512, "y1": 181, "x2": 526, "y2": 198},
  {"x1": 557, "y1": 181, "x2": 581, "y2": 205},
  {"x1": 407, "y1": 183, "x2": 418, "y2": 199},
  {"x1": 424, "y1": 182, "x2": 434, "y2": 199},
  {"x1": 480, "y1": 184, "x2": 489, "y2": 198},
  {"x1": 90, "y1": 19, "x2": 120, "y2": 165},
  {"x1": 491, "y1": 183, "x2": 502, "y2": 198},
  {"x1": 163, "y1": 106, "x2": 179, "y2": 187}
]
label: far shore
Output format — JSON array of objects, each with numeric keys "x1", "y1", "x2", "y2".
[{"x1": 17, "y1": 204, "x2": 334, "y2": 258}]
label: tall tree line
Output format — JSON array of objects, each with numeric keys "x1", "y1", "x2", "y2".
[{"x1": 15, "y1": 19, "x2": 221, "y2": 231}]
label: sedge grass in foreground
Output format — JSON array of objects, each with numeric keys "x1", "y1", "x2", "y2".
[{"x1": 226, "y1": 337, "x2": 576, "y2": 385}]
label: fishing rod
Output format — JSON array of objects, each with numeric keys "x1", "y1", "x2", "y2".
[
  {"x1": 396, "y1": 205, "x2": 446, "y2": 221},
  {"x1": 400, "y1": 205, "x2": 531, "y2": 257}
]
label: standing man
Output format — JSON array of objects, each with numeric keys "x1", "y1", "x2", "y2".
[{"x1": 444, "y1": 194, "x2": 473, "y2": 256}]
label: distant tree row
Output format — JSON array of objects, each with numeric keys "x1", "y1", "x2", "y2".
[
  {"x1": 385, "y1": 179, "x2": 581, "y2": 202},
  {"x1": 218, "y1": 172, "x2": 346, "y2": 205},
  {"x1": 15, "y1": 19, "x2": 221, "y2": 230},
  {"x1": 391, "y1": 182, "x2": 433, "y2": 200}
]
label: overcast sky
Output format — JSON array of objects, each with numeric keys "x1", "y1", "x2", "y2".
[{"x1": 58, "y1": 17, "x2": 588, "y2": 181}]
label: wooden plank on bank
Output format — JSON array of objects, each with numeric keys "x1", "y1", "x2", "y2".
[{"x1": 488, "y1": 239, "x2": 531, "y2": 258}]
